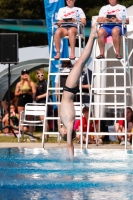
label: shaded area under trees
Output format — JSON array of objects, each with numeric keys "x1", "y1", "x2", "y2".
[{"x1": 0, "y1": 0, "x2": 132, "y2": 47}]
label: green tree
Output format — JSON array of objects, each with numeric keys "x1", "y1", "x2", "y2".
[
  {"x1": 0, "y1": 0, "x2": 46, "y2": 47},
  {"x1": 0, "y1": 0, "x2": 132, "y2": 45},
  {"x1": 0, "y1": 0, "x2": 132, "y2": 20},
  {"x1": 0, "y1": 0, "x2": 44, "y2": 19}
]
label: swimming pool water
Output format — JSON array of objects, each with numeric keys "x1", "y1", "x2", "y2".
[{"x1": 0, "y1": 148, "x2": 133, "y2": 200}]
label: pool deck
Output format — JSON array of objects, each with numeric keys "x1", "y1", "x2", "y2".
[{"x1": 0, "y1": 142, "x2": 132, "y2": 149}]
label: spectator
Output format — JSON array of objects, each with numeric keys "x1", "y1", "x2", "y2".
[
  {"x1": 81, "y1": 68, "x2": 92, "y2": 107},
  {"x1": 96, "y1": 0, "x2": 129, "y2": 59},
  {"x1": 54, "y1": 0, "x2": 86, "y2": 60},
  {"x1": 114, "y1": 107, "x2": 133, "y2": 145},
  {"x1": 1, "y1": 100, "x2": 8, "y2": 114},
  {"x1": 15, "y1": 69, "x2": 36, "y2": 137},
  {"x1": 55, "y1": 60, "x2": 72, "y2": 101},
  {"x1": 76, "y1": 106, "x2": 103, "y2": 144},
  {"x1": 1, "y1": 92, "x2": 18, "y2": 114},
  {"x1": 10, "y1": 92, "x2": 18, "y2": 112},
  {"x1": 36, "y1": 69, "x2": 47, "y2": 104},
  {"x1": 2, "y1": 103, "x2": 27, "y2": 135},
  {"x1": 35, "y1": 69, "x2": 49, "y2": 135}
]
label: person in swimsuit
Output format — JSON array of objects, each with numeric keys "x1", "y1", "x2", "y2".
[
  {"x1": 54, "y1": 0, "x2": 86, "y2": 60},
  {"x1": 60, "y1": 24, "x2": 98, "y2": 159},
  {"x1": 15, "y1": 69, "x2": 36, "y2": 136},
  {"x1": 2, "y1": 104, "x2": 27, "y2": 134}
]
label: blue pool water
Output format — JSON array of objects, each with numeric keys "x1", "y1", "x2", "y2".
[{"x1": 0, "y1": 148, "x2": 133, "y2": 200}]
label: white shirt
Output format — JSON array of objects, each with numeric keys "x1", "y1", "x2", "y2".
[
  {"x1": 57, "y1": 6, "x2": 86, "y2": 20},
  {"x1": 55, "y1": 68, "x2": 71, "y2": 84},
  {"x1": 99, "y1": 4, "x2": 128, "y2": 20}
]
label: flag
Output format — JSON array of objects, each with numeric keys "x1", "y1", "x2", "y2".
[{"x1": 44, "y1": 0, "x2": 69, "y2": 104}]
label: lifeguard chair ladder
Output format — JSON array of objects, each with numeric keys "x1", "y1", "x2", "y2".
[
  {"x1": 42, "y1": 21, "x2": 86, "y2": 149},
  {"x1": 86, "y1": 22, "x2": 133, "y2": 149}
]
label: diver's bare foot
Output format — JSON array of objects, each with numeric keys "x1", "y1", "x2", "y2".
[
  {"x1": 68, "y1": 145, "x2": 74, "y2": 160},
  {"x1": 90, "y1": 23, "x2": 98, "y2": 38}
]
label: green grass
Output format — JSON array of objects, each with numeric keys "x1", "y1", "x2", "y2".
[
  {"x1": 0, "y1": 132, "x2": 119, "y2": 144},
  {"x1": 0, "y1": 136, "x2": 19, "y2": 142},
  {"x1": 0, "y1": 132, "x2": 66, "y2": 143},
  {"x1": 0, "y1": 136, "x2": 61, "y2": 143}
]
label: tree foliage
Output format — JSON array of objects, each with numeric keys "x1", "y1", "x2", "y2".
[
  {"x1": 0, "y1": 0, "x2": 44, "y2": 19},
  {"x1": 0, "y1": 0, "x2": 46, "y2": 47},
  {"x1": 0, "y1": 0, "x2": 132, "y2": 20},
  {"x1": 0, "y1": 0, "x2": 132, "y2": 47}
]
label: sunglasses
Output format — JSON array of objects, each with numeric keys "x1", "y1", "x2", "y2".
[{"x1": 37, "y1": 74, "x2": 44, "y2": 78}]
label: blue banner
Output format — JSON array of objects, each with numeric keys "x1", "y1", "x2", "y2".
[
  {"x1": 44, "y1": 0, "x2": 69, "y2": 70},
  {"x1": 44, "y1": 0, "x2": 69, "y2": 104}
]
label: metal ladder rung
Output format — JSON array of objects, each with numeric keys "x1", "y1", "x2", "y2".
[
  {"x1": 90, "y1": 103, "x2": 125, "y2": 105},
  {"x1": 50, "y1": 58, "x2": 79, "y2": 61},
  {"x1": 49, "y1": 72, "x2": 70, "y2": 75},
  {"x1": 92, "y1": 87, "x2": 125, "y2": 90},
  {"x1": 86, "y1": 132, "x2": 127, "y2": 136},
  {"x1": 89, "y1": 117, "x2": 126, "y2": 120},
  {"x1": 45, "y1": 116, "x2": 82, "y2": 120},
  {"x1": 93, "y1": 73, "x2": 124, "y2": 75},
  {"x1": 94, "y1": 58, "x2": 124, "y2": 61},
  {"x1": 45, "y1": 102, "x2": 85, "y2": 105},
  {"x1": 105, "y1": 106, "x2": 128, "y2": 109},
  {"x1": 94, "y1": 92, "x2": 130, "y2": 95}
]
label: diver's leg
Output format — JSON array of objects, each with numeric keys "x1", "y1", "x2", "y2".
[{"x1": 65, "y1": 24, "x2": 97, "y2": 88}]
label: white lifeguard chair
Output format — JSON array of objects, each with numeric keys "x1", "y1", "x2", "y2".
[
  {"x1": 86, "y1": 16, "x2": 133, "y2": 149},
  {"x1": 42, "y1": 21, "x2": 86, "y2": 148}
]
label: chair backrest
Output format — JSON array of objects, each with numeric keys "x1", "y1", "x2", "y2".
[
  {"x1": 24, "y1": 103, "x2": 46, "y2": 116},
  {"x1": 104, "y1": 36, "x2": 113, "y2": 43},
  {"x1": 129, "y1": 16, "x2": 133, "y2": 24}
]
